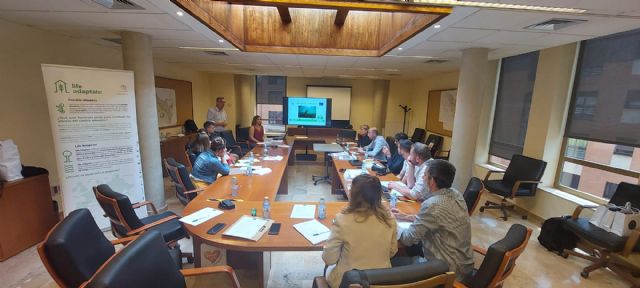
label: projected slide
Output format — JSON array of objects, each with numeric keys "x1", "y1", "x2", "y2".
[{"x1": 286, "y1": 97, "x2": 329, "y2": 126}]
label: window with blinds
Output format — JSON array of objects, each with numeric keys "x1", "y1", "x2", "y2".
[
  {"x1": 256, "y1": 76, "x2": 286, "y2": 124},
  {"x1": 489, "y1": 51, "x2": 539, "y2": 163},
  {"x1": 558, "y1": 28, "x2": 640, "y2": 200}
]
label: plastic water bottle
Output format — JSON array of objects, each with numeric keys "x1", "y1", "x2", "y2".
[
  {"x1": 318, "y1": 197, "x2": 326, "y2": 220},
  {"x1": 231, "y1": 176, "x2": 239, "y2": 197},
  {"x1": 250, "y1": 151, "x2": 254, "y2": 163},
  {"x1": 361, "y1": 161, "x2": 367, "y2": 174},
  {"x1": 245, "y1": 161, "x2": 252, "y2": 176},
  {"x1": 390, "y1": 192, "x2": 397, "y2": 209},
  {"x1": 263, "y1": 196, "x2": 271, "y2": 219}
]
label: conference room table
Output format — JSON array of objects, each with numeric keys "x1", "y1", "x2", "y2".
[{"x1": 181, "y1": 142, "x2": 420, "y2": 288}]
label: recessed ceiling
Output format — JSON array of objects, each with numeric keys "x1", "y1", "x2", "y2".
[{"x1": 0, "y1": 0, "x2": 639, "y2": 79}]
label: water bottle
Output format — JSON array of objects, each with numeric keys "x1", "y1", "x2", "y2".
[
  {"x1": 390, "y1": 192, "x2": 397, "y2": 209},
  {"x1": 264, "y1": 140, "x2": 269, "y2": 156},
  {"x1": 250, "y1": 151, "x2": 254, "y2": 163},
  {"x1": 231, "y1": 176, "x2": 239, "y2": 197},
  {"x1": 361, "y1": 161, "x2": 367, "y2": 174},
  {"x1": 318, "y1": 197, "x2": 326, "y2": 220},
  {"x1": 245, "y1": 161, "x2": 252, "y2": 176},
  {"x1": 263, "y1": 196, "x2": 271, "y2": 219}
]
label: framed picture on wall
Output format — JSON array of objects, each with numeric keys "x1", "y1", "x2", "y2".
[
  {"x1": 155, "y1": 77, "x2": 193, "y2": 128},
  {"x1": 426, "y1": 89, "x2": 457, "y2": 137}
]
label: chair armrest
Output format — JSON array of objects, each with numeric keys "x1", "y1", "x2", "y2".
[
  {"x1": 571, "y1": 204, "x2": 600, "y2": 219},
  {"x1": 183, "y1": 187, "x2": 205, "y2": 194},
  {"x1": 125, "y1": 215, "x2": 179, "y2": 236},
  {"x1": 110, "y1": 236, "x2": 137, "y2": 246},
  {"x1": 131, "y1": 201, "x2": 158, "y2": 215},
  {"x1": 510, "y1": 180, "x2": 543, "y2": 198},
  {"x1": 472, "y1": 244, "x2": 487, "y2": 256},
  {"x1": 621, "y1": 229, "x2": 640, "y2": 257},
  {"x1": 483, "y1": 170, "x2": 506, "y2": 181},
  {"x1": 181, "y1": 265, "x2": 240, "y2": 288},
  {"x1": 454, "y1": 281, "x2": 469, "y2": 288}
]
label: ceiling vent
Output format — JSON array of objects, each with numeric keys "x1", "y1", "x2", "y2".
[
  {"x1": 525, "y1": 18, "x2": 586, "y2": 31},
  {"x1": 102, "y1": 38, "x2": 122, "y2": 45},
  {"x1": 92, "y1": 0, "x2": 144, "y2": 10},
  {"x1": 203, "y1": 51, "x2": 229, "y2": 56},
  {"x1": 424, "y1": 59, "x2": 448, "y2": 64}
]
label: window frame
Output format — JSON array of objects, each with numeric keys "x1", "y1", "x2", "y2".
[{"x1": 255, "y1": 75, "x2": 287, "y2": 125}]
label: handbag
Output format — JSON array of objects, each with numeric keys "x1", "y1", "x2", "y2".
[
  {"x1": 611, "y1": 202, "x2": 640, "y2": 237},
  {"x1": 0, "y1": 139, "x2": 23, "y2": 182}
]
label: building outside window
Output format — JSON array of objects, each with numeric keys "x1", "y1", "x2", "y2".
[{"x1": 256, "y1": 76, "x2": 286, "y2": 124}]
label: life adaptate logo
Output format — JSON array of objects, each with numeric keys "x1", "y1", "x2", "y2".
[
  {"x1": 62, "y1": 150, "x2": 73, "y2": 163},
  {"x1": 54, "y1": 80, "x2": 69, "y2": 93},
  {"x1": 56, "y1": 103, "x2": 65, "y2": 114}
]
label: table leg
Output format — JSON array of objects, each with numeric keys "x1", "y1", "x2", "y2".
[
  {"x1": 278, "y1": 165, "x2": 288, "y2": 194},
  {"x1": 193, "y1": 236, "x2": 203, "y2": 268},
  {"x1": 259, "y1": 251, "x2": 271, "y2": 288}
]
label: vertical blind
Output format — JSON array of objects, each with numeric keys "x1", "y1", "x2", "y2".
[
  {"x1": 565, "y1": 28, "x2": 640, "y2": 147},
  {"x1": 489, "y1": 51, "x2": 539, "y2": 160}
]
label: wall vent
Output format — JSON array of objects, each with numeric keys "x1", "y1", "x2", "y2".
[
  {"x1": 424, "y1": 59, "x2": 448, "y2": 64},
  {"x1": 93, "y1": 0, "x2": 144, "y2": 10},
  {"x1": 525, "y1": 18, "x2": 586, "y2": 31},
  {"x1": 204, "y1": 51, "x2": 229, "y2": 56}
]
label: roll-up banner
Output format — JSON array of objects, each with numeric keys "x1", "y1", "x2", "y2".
[{"x1": 42, "y1": 64, "x2": 146, "y2": 229}]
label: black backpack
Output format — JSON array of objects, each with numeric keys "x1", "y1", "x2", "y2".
[{"x1": 538, "y1": 216, "x2": 578, "y2": 254}]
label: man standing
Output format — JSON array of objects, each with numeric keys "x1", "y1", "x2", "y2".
[
  {"x1": 207, "y1": 97, "x2": 227, "y2": 133},
  {"x1": 393, "y1": 159, "x2": 474, "y2": 282},
  {"x1": 359, "y1": 127, "x2": 387, "y2": 160},
  {"x1": 389, "y1": 142, "x2": 432, "y2": 201}
]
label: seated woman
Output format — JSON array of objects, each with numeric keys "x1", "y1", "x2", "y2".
[
  {"x1": 190, "y1": 137, "x2": 230, "y2": 187},
  {"x1": 322, "y1": 174, "x2": 397, "y2": 288},
  {"x1": 187, "y1": 132, "x2": 210, "y2": 166},
  {"x1": 383, "y1": 133, "x2": 409, "y2": 175},
  {"x1": 248, "y1": 115, "x2": 265, "y2": 149}
]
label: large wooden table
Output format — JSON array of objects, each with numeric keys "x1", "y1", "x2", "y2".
[{"x1": 182, "y1": 144, "x2": 420, "y2": 287}]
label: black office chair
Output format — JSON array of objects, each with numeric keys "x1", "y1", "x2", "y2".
[
  {"x1": 163, "y1": 158, "x2": 204, "y2": 206},
  {"x1": 410, "y1": 128, "x2": 426, "y2": 143},
  {"x1": 463, "y1": 177, "x2": 484, "y2": 216},
  {"x1": 338, "y1": 129, "x2": 357, "y2": 142},
  {"x1": 312, "y1": 260, "x2": 454, "y2": 288},
  {"x1": 93, "y1": 184, "x2": 187, "y2": 245},
  {"x1": 82, "y1": 230, "x2": 240, "y2": 288},
  {"x1": 236, "y1": 126, "x2": 250, "y2": 143},
  {"x1": 562, "y1": 182, "x2": 640, "y2": 282},
  {"x1": 183, "y1": 119, "x2": 198, "y2": 134},
  {"x1": 456, "y1": 224, "x2": 533, "y2": 288},
  {"x1": 425, "y1": 134, "x2": 450, "y2": 160},
  {"x1": 479, "y1": 154, "x2": 547, "y2": 220},
  {"x1": 220, "y1": 130, "x2": 249, "y2": 156},
  {"x1": 37, "y1": 209, "x2": 182, "y2": 288}
]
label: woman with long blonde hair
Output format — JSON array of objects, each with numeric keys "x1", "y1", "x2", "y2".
[{"x1": 322, "y1": 174, "x2": 397, "y2": 288}]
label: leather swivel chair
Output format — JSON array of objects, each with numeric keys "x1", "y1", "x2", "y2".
[
  {"x1": 163, "y1": 158, "x2": 204, "y2": 206},
  {"x1": 479, "y1": 154, "x2": 547, "y2": 220},
  {"x1": 220, "y1": 130, "x2": 249, "y2": 156},
  {"x1": 455, "y1": 224, "x2": 533, "y2": 288},
  {"x1": 236, "y1": 126, "x2": 250, "y2": 143},
  {"x1": 562, "y1": 182, "x2": 640, "y2": 283},
  {"x1": 410, "y1": 128, "x2": 426, "y2": 143},
  {"x1": 425, "y1": 134, "x2": 450, "y2": 160},
  {"x1": 463, "y1": 177, "x2": 484, "y2": 216},
  {"x1": 93, "y1": 184, "x2": 187, "y2": 245},
  {"x1": 338, "y1": 129, "x2": 357, "y2": 142},
  {"x1": 313, "y1": 260, "x2": 454, "y2": 288},
  {"x1": 81, "y1": 230, "x2": 240, "y2": 288}
]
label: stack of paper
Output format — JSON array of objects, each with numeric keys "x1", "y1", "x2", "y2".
[
  {"x1": 263, "y1": 155, "x2": 284, "y2": 161},
  {"x1": 290, "y1": 204, "x2": 316, "y2": 219},
  {"x1": 254, "y1": 167, "x2": 272, "y2": 175},
  {"x1": 223, "y1": 215, "x2": 273, "y2": 241},
  {"x1": 293, "y1": 219, "x2": 331, "y2": 245},
  {"x1": 179, "y1": 207, "x2": 223, "y2": 226}
]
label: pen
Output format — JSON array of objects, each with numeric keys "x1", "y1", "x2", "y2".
[
  {"x1": 207, "y1": 198, "x2": 244, "y2": 202},
  {"x1": 190, "y1": 216, "x2": 207, "y2": 223},
  {"x1": 313, "y1": 231, "x2": 330, "y2": 236}
]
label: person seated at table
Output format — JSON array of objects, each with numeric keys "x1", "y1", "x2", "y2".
[
  {"x1": 392, "y1": 159, "x2": 473, "y2": 282},
  {"x1": 203, "y1": 120, "x2": 218, "y2": 141},
  {"x1": 248, "y1": 115, "x2": 264, "y2": 149},
  {"x1": 388, "y1": 142, "x2": 432, "y2": 201},
  {"x1": 359, "y1": 127, "x2": 388, "y2": 160},
  {"x1": 190, "y1": 137, "x2": 230, "y2": 187},
  {"x1": 187, "y1": 132, "x2": 210, "y2": 165},
  {"x1": 357, "y1": 124, "x2": 371, "y2": 148},
  {"x1": 323, "y1": 174, "x2": 397, "y2": 288},
  {"x1": 382, "y1": 132, "x2": 409, "y2": 175},
  {"x1": 395, "y1": 139, "x2": 413, "y2": 179}
]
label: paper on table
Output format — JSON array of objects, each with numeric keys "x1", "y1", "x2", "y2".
[
  {"x1": 291, "y1": 204, "x2": 316, "y2": 219},
  {"x1": 343, "y1": 169, "x2": 363, "y2": 179},
  {"x1": 396, "y1": 221, "x2": 412, "y2": 240},
  {"x1": 254, "y1": 167, "x2": 272, "y2": 175},
  {"x1": 293, "y1": 219, "x2": 331, "y2": 245},
  {"x1": 223, "y1": 215, "x2": 270, "y2": 241},
  {"x1": 180, "y1": 207, "x2": 223, "y2": 226},
  {"x1": 238, "y1": 159, "x2": 261, "y2": 164},
  {"x1": 381, "y1": 181, "x2": 408, "y2": 192},
  {"x1": 263, "y1": 155, "x2": 284, "y2": 161},
  {"x1": 278, "y1": 144, "x2": 290, "y2": 148},
  {"x1": 295, "y1": 136, "x2": 309, "y2": 139}
]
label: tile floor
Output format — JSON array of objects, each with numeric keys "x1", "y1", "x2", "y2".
[{"x1": 0, "y1": 156, "x2": 630, "y2": 288}]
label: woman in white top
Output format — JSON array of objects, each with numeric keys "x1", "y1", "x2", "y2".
[{"x1": 322, "y1": 174, "x2": 398, "y2": 288}]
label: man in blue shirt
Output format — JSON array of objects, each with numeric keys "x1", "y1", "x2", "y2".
[
  {"x1": 190, "y1": 137, "x2": 230, "y2": 185},
  {"x1": 359, "y1": 127, "x2": 388, "y2": 160}
]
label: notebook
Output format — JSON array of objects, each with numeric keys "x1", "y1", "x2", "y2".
[
  {"x1": 293, "y1": 219, "x2": 331, "y2": 245},
  {"x1": 179, "y1": 207, "x2": 223, "y2": 226},
  {"x1": 222, "y1": 215, "x2": 273, "y2": 241}
]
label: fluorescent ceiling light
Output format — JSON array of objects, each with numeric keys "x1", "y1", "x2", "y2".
[
  {"x1": 410, "y1": 0, "x2": 586, "y2": 13},
  {"x1": 179, "y1": 47, "x2": 239, "y2": 51},
  {"x1": 218, "y1": 39, "x2": 224, "y2": 43},
  {"x1": 176, "y1": 11, "x2": 184, "y2": 16},
  {"x1": 434, "y1": 24, "x2": 441, "y2": 29}
]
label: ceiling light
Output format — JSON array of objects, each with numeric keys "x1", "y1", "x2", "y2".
[
  {"x1": 398, "y1": 47, "x2": 403, "y2": 50},
  {"x1": 434, "y1": 24, "x2": 441, "y2": 29},
  {"x1": 384, "y1": 55, "x2": 440, "y2": 59},
  {"x1": 176, "y1": 11, "x2": 184, "y2": 16},
  {"x1": 179, "y1": 47, "x2": 239, "y2": 51},
  {"x1": 218, "y1": 39, "x2": 224, "y2": 43},
  {"x1": 411, "y1": 0, "x2": 586, "y2": 13}
]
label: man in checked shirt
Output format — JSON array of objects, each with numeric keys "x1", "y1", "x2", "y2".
[{"x1": 392, "y1": 159, "x2": 474, "y2": 281}]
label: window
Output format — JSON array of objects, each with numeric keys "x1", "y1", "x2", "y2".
[
  {"x1": 558, "y1": 28, "x2": 640, "y2": 200},
  {"x1": 256, "y1": 76, "x2": 286, "y2": 124},
  {"x1": 489, "y1": 51, "x2": 539, "y2": 163}
]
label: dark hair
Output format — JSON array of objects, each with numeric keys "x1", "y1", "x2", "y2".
[
  {"x1": 203, "y1": 121, "x2": 215, "y2": 130},
  {"x1": 210, "y1": 136, "x2": 226, "y2": 152},
  {"x1": 251, "y1": 115, "x2": 262, "y2": 126},
  {"x1": 342, "y1": 174, "x2": 393, "y2": 227},
  {"x1": 190, "y1": 132, "x2": 210, "y2": 154},
  {"x1": 426, "y1": 159, "x2": 456, "y2": 189},
  {"x1": 411, "y1": 142, "x2": 432, "y2": 161},
  {"x1": 398, "y1": 139, "x2": 413, "y2": 153},
  {"x1": 394, "y1": 132, "x2": 409, "y2": 141},
  {"x1": 385, "y1": 136, "x2": 398, "y2": 155},
  {"x1": 183, "y1": 119, "x2": 198, "y2": 134}
]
